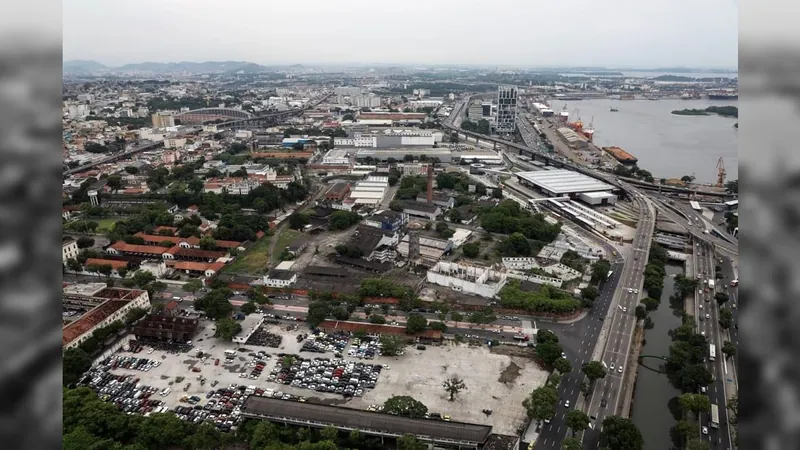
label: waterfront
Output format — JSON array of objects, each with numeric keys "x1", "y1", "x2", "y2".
[
  {"x1": 544, "y1": 98, "x2": 738, "y2": 183},
  {"x1": 630, "y1": 265, "x2": 685, "y2": 450}
]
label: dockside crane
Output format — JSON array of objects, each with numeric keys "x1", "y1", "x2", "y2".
[{"x1": 716, "y1": 157, "x2": 726, "y2": 187}]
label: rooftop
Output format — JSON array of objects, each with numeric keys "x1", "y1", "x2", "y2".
[
  {"x1": 516, "y1": 169, "x2": 615, "y2": 195},
  {"x1": 242, "y1": 396, "x2": 490, "y2": 444},
  {"x1": 267, "y1": 270, "x2": 296, "y2": 281},
  {"x1": 63, "y1": 299, "x2": 129, "y2": 347},
  {"x1": 402, "y1": 201, "x2": 440, "y2": 214}
]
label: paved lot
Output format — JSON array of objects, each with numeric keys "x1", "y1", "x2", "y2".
[{"x1": 105, "y1": 319, "x2": 547, "y2": 436}]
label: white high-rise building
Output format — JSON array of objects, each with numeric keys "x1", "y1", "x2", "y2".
[{"x1": 495, "y1": 85, "x2": 518, "y2": 134}]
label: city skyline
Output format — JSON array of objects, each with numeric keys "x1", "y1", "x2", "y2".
[{"x1": 63, "y1": 0, "x2": 738, "y2": 69}]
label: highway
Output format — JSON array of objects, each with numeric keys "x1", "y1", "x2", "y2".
[
  {"x1": 649, "y1": 196, "x2": 738, "y2": 256},
  {"x1": 693, "y1": 243, "x2": 736, "y2": 450},
  {"x1": 579, "y1": 195, "x2": 656, "y2": 449}
]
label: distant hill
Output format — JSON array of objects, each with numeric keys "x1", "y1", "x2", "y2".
[{"x1": 63, "y1": 60, "x2": 272, "y2": 75}]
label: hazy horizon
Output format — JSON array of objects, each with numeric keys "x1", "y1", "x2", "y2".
[{"x1": 63, "y1": 0, "x2": 738, "y2": 69}]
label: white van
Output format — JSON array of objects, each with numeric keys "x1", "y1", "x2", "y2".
[{"x1": 161, "y1": 387, "x2": 172, "y2": 397}]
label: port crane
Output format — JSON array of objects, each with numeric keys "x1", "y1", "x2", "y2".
[{"x1": 716, "y1": 157, "x2": 726, "y2": 187}]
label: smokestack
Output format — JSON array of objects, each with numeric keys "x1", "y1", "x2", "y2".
[{"x1": 427, "y1": 164, "x2": 434, "y2": 204}]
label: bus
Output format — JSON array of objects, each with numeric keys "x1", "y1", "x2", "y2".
[
  {"x1": 710, "y1": 404, "x2": 720, "y2": 428},
  {"x1": 607, "y1": 270, "x2": 614, "y2": 280},
  {"x1": 709, "y1": 344, "x2": 716, "y2": 362}
]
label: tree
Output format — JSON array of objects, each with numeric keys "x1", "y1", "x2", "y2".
[
  {"x1": 132, "y1": 270, "x2": 156, "y2": 289},
  {"x1": 214, "y1": 318, "x2": 242, "y2": 341},
  {"x1": 368, "y1": 314, "x2": 386, "y2": 324},
  {"x1": 448, "y1": 208, "x2": 463, "y2": 224},
  {"x1": 590, "y1": 259, "x2": 612, "y2": 284},
  {"x1": 581, "y1": 285, "x2": 599, "y2": 302},
  {"x1": 722, "y1": 340, "x2": 737, "y2": 360},
  {"x1": 66, "y1": 258, "x2": 83, "y2": 272},
  {"x1": 600, "y1": 415, "x2": 644, "y2": 450},
  {"x1": 450, "y1": 311, "x2": 463, "y2": 323},
  {"x1": 328, "y1": 211, "x2": 362, "y2": 231},
  {"x1": 553, "y1": 357, "x2": 572, "y2": 374},
  {"x1": 561, "y1": 437, "x2": 583, "y2": 450},
  {"x1": 306, "y1": 302, "x2": 331, "y2": 328},
  {"x1": 379, "y1": 334, "x2": 404, "y2": 356},
  {"x1": 565, "y1": 409, "x2": 591, "y2": 435},
  {"x1": 240, "y1": 302, "x2": 257, "y2": 315},
  {"x1": 442, "y1": 375, "x2": 467, "y2": 401},
  {"x1": 105, "y1": 175, "x2": 123, "y2": 192},
  {"x1": 320, "y1": 426, "x2": 338, "y2": 442},
  {"x1": 383, "y1": 395, "x2": 428, "y2": 419},
  {"x1": 182, "y1": 279, "x2": 203, "y2": 295},
  {"x1": 680, "y1": 175, "x2": 696, "y2": 184},
  {"x1": 429, "y1": 321, "x2": 447, "y2": 332},
  {"x1": 462, "y1": 242, "x2": 480, "y2": 258},
  {"x1": 678, "y1": 393, "x2": 711, "y2": 417},
  {"x1": 406, "y1": 313, "x2": 428, "y2": 334},
  {"x1": 635, "y1": 305, "x2": 647, "y2": 320},
  {"x1": 199, "y1": 236, "x2": 217, "y2": 251},
  {"x1": 641, "y1": 297, "x2": 660, "y2": 312},
  {"x1": 687, "y1": 438, "x2": 711, "y2": 450},
  {"x1": 63, "y1": 347, "x2": 93, "y2": 386},
  {"x1": 288, "y1": 213, "x2": 310, "y2": 230},
  {"x1": 149, "y1": 281, "x2": 167, "y2": 295},
  {"x1": 124, "y1": 166, "x2": 139, "y2": 175},
  {"x1": 76, "y1": 237, "x2": 95, "y2": 249},
  {"x1": 718, "y1": 308, "x2": 733, "y2": 329},
  {"x1": 714, "y1": 292, "x2": 729, "y2": 305},
  {"x1": 522, "y1": 385, "x2": 558, "y2": 422},
  {"x1": 582, "y1": 361, "x2": 607, "y2": 385},
  {"x1": 398, "y1": 434, "x2": 428, "y2": 450},
  {"x1": 537, "y1": 329, "x2": 559, "y2": 344}
]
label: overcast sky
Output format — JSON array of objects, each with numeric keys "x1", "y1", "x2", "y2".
[{"x1": 64, "y1": 0, "x2": 739, "y2": 68}]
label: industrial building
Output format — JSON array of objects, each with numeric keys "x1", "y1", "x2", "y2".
[
  {"x1": 363, "y1": 210, "x2": 408, "y2": 232},
  {"x1": 578, "y1": 191, "x2": 618, "y2": 206},
  {"x1": 556, "y1": 127, "x2": 589, "y2": 150},
  {"x1": 325, "y1": 182, "x2": 351, "y2": 201},
  {"x1": 349, "y1": 176, "x2": 390, "y2": 207},
  {"x1": 355, "y1": 148, "x2": 452, "y2": 163},
  {"x1": 132, "y1": 314, "x2": 199, "y2": 343},
  {"x1": 263, "y1": 270, "x2": 298, "y2": 288},
  {"x1": 396, "y1": 234, "x2": 452, "y2": 264},
  {"x1": 322, "y1": 149, "x2": 351, "y2": 165},
  {"x1": 495, "y1": 85, "x2": 518, "y2": 134},
  {"x1": 426, "y1": 262, "x2": 508, "y2": 298},
  {"x1": 402, "y1": 201, "x2": 441, "y2": 220},
  {"x1": 334, "y1": 129, "x2": 436, "y2": 148},
  {"x1": 62, "y1": 285, "x2": 152, "y2": 349},
  {"x1": 456, "y1": 151, "x2": 504, "y2": 165},
  {"x1": 516, "y1": 169, "x2": 616, "y2": 198},
  {"x1": 395, "y1": 163, "x2": 431, "y2": 176}
]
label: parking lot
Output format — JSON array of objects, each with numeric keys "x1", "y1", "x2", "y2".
[{"x1": 83, "y1": 318, "x2": 547, "y2": 436}]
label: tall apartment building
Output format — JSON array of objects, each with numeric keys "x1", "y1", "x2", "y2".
[
  {"x1": 352, "y1": 95, "x2": 382, "y2": 108},
  {"x1": 495, "y1": 85, "x2": 518, "y2": 134},
  {"x1": 334, "y1": 86, "x2": 365, "y2": 97},
  {"x1": 151, "y1": 111, "x2": 175, "y2": 129},
  {"x1": 467, "y1": 100, "x2": 483, "y2": 120}
]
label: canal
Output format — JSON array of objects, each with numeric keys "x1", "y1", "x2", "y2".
[{"x1": 630, "y1": 264, "x2": 685, "y2": 450}]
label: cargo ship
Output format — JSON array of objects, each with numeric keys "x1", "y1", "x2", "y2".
[
  {"x1": 568, "y1": 114, "x2": 595, "y2": 142},
  {"x1": 602, "y1": 146, "x2": 638, "y2": 164},
  {"x1": 707, "y1": 90, "x2": 738, "y2": 100},
  {"x1": 558, "y1": 105, "x2": 570, "y2": 122}
]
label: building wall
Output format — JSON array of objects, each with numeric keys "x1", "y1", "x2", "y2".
[
  {"x1": 426, "y1": 262, "x2": 506, "y2": 298},
  {"x1": 63, "y1": 241, "x2": 79, "y2": 262},
  {"x1": 263, "y1": 273, "x2": 298, "y2": 287},
  {"x1": 152, "y1": 112, "x2": 175, "y2": 129},
  {"x1": 399, "y1": 135, "x2": 435, "y2": 146}
]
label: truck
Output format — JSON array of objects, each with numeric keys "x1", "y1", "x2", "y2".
[{"x1": 708, "y1": 279, "x2": 715, "y2": 289}]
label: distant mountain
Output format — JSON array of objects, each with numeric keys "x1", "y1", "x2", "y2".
[
  {"x1": 63, "y1": 60, "x2": 272, "y2": 75},
  {"x1": 63, "y1": 60, "x2": 109, "y2": 74}
]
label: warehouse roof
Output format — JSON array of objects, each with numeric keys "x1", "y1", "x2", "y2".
[
  {"x1": 241, "y1": 396, "x2": 491, "y2": 444},
  {"x1": 516, "y1": 170, "x2": 614, "y2": 195}
]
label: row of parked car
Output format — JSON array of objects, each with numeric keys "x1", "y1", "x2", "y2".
[
  {"x1": 80, "y1": 370, "x2": 167, "y2": 415},
  {"x1": 301, "y1": 331, "x2": 350, "y2": 354},
  {"x1": 105, "y1": 355, "x2": 162, "y2": 372},
  {"x1": 268, "y1": 357, "x2": 387, "y2": 397},
  {"x1": 347, "y1": 337, "x2": 383, "y2": 359}
]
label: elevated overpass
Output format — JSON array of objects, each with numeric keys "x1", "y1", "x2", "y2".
[
  {"x1": 175, "y1": 107, "x2": 254, "y2": 125},
  {"x1": 219, "y1": 91, "x2": 333, "y2": 129}
]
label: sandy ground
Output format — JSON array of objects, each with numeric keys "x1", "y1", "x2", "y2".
[{"x1": 106, "y1": 319, "x2": 548, "y2": 436}]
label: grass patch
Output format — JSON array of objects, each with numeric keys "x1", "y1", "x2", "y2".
[
  {"x1": 271, "y1": 229, "x2": 300, "y2": 264},
  {"x1": 94, "y1": 217, "x2": 121, "y2": 233},
  {"x1": 222, "y1": 236, "x2": 271, "y2": 275}
]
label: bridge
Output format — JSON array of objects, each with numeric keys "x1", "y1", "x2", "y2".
[
  {"x1": 638, "y1": 355, "x2": 669, "y2": 374},
  {"x1": 618, "y1": 176, "x2": 736, "y2": 200},
  {"x1": 174, "y1": 107, "x2": 253, "y2": 125}
]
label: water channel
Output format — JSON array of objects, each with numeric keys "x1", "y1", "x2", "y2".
[{"x1": 630, "y1": 264, "x2": 685, "y2": 450}]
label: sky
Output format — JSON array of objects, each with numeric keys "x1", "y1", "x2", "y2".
[{"x1": 63, "y1": 0, "x2": 739, "y2": 69}]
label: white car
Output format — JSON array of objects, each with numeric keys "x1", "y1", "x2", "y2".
[
  {"x1": 699, "y1": 304, "x2": 703, "y2": 310},
  {"x1": 701, "y1": 331, "x2": 706, "y2": 336},
  {"x1": 705, "y1": 314, "x2": 710, "y2": 319},
  {"x1": 628, "y1": 288, "x2": 633, "y2": 294},
  {"x1": 564, "y1": 400, "x2": 570, "y2": 408},
  {"x1": 700, "y1": 386, "x2": 707, "y2": 393},
  {"x1": 622, "y1": 307, "x2": 627, "y2": 313},
  {"x1": 702, "y1": 426, "x2": 709, "y2": 435},
  {"x1": 610, "y1": 363, "x2": 616, "y2": 371},
  {"x1": 618, "y1": 365, "x2": 623, "y2": 373},
  {"x1": 633, "y1": 289, "x2": 639, "y2": 294}
]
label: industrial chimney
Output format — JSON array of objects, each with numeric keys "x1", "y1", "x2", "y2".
[{"x1": 426, "y1": 164, "x2": 434, "y2": 204}]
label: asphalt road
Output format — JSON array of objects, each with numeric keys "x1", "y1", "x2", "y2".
[
  {"x1": 650, "y1": 196, "x2": 738, "y2": 256},
  {"x1": 575, "y1": 195, "x2": 655, "y2": 449},
  {"x1": 694, "y1": 244, "x2": 736, "y2": 450},
  {"x1": 532, "y1": 259, "x2": 623, "y2": 449}
]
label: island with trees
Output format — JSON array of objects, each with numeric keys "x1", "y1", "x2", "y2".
[{"x1": 671, "y1": 106, "x2": 738, "y2": 118}]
